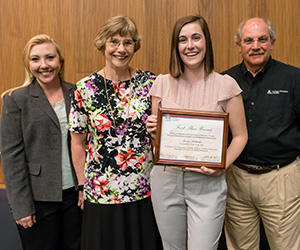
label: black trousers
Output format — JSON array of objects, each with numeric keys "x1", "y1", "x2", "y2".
[{"x1": 17, "y1": 187, "x2": 82, "y2": 250}]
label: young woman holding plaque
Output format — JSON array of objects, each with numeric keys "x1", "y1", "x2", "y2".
[{"x1": 146, "y1": 15, "x2": 248, "y2": 250}]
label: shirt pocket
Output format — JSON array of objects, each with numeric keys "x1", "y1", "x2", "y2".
[{"x1": 266, "y1": 93, "x2": 292, "y2": 127}]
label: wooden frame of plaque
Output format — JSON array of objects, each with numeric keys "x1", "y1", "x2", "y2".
[{"x1": 154, "y1": 107, "x2": 229, "y2": 169}]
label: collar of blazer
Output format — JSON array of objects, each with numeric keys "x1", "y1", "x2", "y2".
[{"x1": 29, "y1": 79, "x2": 73, "y2": 129}]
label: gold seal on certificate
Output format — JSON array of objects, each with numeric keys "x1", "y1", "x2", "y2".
[{"x1": 154, "y1": 108, "x2": 229, "y2": 169}]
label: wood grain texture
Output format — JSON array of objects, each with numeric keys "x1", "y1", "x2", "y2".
[{"x1": 1, "y1": 0, "x2": 299, "y2": 184}]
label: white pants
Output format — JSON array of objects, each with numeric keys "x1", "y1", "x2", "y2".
[{"x1": 150, "y1": 166, "x2": 227, "y2": 250}]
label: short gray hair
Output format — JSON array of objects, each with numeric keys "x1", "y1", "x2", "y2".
[{"x1": 234, "y1": 18, "x2": 276, "y2": 44}]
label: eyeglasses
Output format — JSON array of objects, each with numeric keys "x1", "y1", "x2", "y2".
[
  {"x1": 107, "y1": 38, "x2": 135, "y2": 49},
  {"x1": 242, "y1": 36, "x2": 270, "y2": 45}
]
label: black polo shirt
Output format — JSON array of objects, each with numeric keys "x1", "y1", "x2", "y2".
[{"x1": 222, "y1": 57, "x2": 300, "y2": 166}]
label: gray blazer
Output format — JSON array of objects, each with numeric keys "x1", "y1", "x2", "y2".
[{"x1": 0, "y1": 80, "x2": 77, "y2": 220}]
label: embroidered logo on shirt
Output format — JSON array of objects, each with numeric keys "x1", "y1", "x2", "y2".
[{"x1": 266, "y1": 90, "x2": 289, "y2": 95}]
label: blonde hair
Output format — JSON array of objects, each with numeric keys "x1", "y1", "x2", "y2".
[
  {"x1": 94, "y1": 15, "x2": 141, "y2": 53},
  {"x1": 2, "y1": 34, "x2": 64, "y2": 97}
]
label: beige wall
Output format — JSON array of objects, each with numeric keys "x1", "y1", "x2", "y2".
[{"x1": 1, "y1": 0, "x2": 300, "y2": 185}]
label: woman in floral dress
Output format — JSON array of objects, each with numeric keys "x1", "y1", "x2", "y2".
[{"x1": 68, "y1": 16, "x2": 162, "y2": 250}]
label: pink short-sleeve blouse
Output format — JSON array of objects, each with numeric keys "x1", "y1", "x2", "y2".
[{"x1": 150, "y1": 72, "x2": 242, "y2": 112}]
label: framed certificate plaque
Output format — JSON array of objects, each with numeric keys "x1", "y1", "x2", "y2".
[{"x1": 154, "y1": 108, "x2": 229, "y2": 169}]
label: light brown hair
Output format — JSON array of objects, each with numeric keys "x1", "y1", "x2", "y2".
[
  {"x1": 170, "y1": 15, "x2": 214, "y2": 78},
  {"x1": 94, "y1": 15, "x2": 141, "y2": 53}
]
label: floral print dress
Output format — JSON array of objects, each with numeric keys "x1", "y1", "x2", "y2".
[{"x1": 68, "y1": 69, "x2": 155, "y2": 205}]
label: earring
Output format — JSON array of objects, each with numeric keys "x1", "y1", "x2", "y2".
[{"x1": 30, "y1": 73, "x2": 33, "y2": 80}]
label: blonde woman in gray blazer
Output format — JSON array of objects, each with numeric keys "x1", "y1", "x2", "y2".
[{"x1": 0, "y1": 34, "x2": 82, "y2": 250}]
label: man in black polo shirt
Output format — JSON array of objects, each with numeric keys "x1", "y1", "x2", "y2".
[{"x1": 222, "y1": 17, "x2": 300, "y2": 250}]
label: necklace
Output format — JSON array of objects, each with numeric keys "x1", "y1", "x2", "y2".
[{"x1": 103, "y1": 68, "x2": 132, "y2": 133}]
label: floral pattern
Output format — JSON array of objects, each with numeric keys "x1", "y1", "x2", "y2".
[{"x1": 68, "y1": 69, "x2": 155, "y2": 204}]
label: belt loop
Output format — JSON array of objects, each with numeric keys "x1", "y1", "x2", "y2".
[
  {"x1": 163, "y1": 166, "x2": 166, "y2": 171},
  {"x1": 277, "y1": 164, "x2": 280, "y2": 170}
]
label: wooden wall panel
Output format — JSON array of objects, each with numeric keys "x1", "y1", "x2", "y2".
[{"x1": 1, "y1": 0, "x2": 300, "y2": 185}]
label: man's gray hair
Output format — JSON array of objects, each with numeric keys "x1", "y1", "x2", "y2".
[{"x1": 234, "y1": 18, "x2": 277, "y2": 44}]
